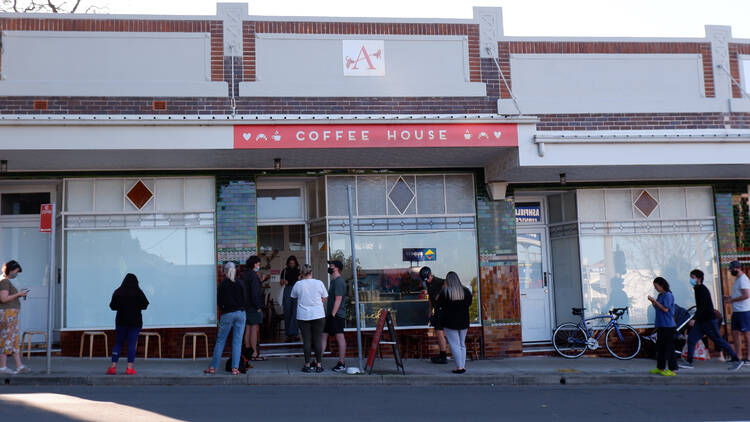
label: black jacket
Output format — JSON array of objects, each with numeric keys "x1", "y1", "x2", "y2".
[
  {"x1": 109, "y1": 273, "x2": 149, "y2": 328},
  {"x1": 217, "y1": 277, "x2": 246, "y2": 313},
  {"x1": 241, "y1": 269, "x2": 264, "y2": 310},
  {"x1": 437, "y1": 287, "x2": 473, "y2": 330},
  {"x1": 693, "y1": 284, "x2": 716, "y2": 322}
]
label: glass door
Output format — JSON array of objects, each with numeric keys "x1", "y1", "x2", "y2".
[{"x1": 517, "y1": 228, "x2": 553, "y2": 342}]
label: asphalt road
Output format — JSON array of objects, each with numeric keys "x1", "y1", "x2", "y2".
[{"x1": 0, "y1": 384, "x2": 745, "y2": 422}]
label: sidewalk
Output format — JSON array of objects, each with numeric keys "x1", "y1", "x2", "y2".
[{"x1": 3, "y1": 355, "x2": 750, "y2": 386}]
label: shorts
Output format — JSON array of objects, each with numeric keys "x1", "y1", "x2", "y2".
[
  {"x1": 0, "y1": 309, "x2": 20, "y2": 355},
  {"x1": 430, "y1": 312, "x2": 444, "y2": 331},
  {"x1": 246, "y1": 310, "x2": 263, "y2": 326},
  {"x1": 324, "y1": 315, "x2": 345, "y2": 335},
  {"x1": 731, "y1": 311, "x2": 750, "y2": 332}
]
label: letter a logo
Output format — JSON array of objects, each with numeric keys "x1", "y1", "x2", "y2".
[{"x1": 343, "y1": 40, "x2": 385, "y2": 76}]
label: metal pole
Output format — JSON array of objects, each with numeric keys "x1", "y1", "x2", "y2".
[
  {"x1": 346, "y1": 185, "x2": 363, "y2": 371},
  {"x1": 46, "y1": 202, "x2": 56, "y2": 374}
]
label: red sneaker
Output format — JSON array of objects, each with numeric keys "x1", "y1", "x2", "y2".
[
  {"x1": 105, "y1": 367, "x2": 117, "y2": 375},
  {"x1": 125, "y1": 368, "x2": 136, "y2": 375}
]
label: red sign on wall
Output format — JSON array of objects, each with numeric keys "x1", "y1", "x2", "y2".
[
  {"x1": 233, "y1": 123, "x2": 518, "y2": 149},
  {"x1": 40, "y1": 204, "x2": 53, "y2": 233}
]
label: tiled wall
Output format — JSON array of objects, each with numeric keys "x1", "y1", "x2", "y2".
[
  {"x1": 216, "y1": 176, "x2": 257, "y2": 265},
  {"x1": 475, "y1": 185, "x2": 522, "y2": 357}
]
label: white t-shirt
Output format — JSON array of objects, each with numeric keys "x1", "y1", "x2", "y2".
[
  {"x1": 290, "y1": 278, "x2": 328, "y2": 321},
  {"x1": 732, "y1": 273, "x2": 750, "y2": 312}
]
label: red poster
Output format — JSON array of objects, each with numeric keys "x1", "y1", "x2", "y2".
[
  {"x1": 39, "y1": 204, "x2": 52, "y2": 233},
  {"x1": 234, "y1": 123, "x2": 517, "y2": 149}
]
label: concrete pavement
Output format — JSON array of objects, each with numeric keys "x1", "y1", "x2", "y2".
[{"x1": 2, "y1": 355, "x2": 750, "y2": 386}]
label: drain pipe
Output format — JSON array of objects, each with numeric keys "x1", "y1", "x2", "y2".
[{"x1": 229, "y1": 45, "x2": 237, "y2": 116}]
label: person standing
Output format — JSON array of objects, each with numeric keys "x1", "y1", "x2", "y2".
[
  {"x1": 0, "y1": 260, "x2": 29, "y2": 374},
  {"x1": 291, "y1": 264, "x2": 327, "y2": 373},
  {"x1": 242, "y1": 255, "x2": 266, "y2": 361},
  {"x1": 724, "y1": 260, "x2": 750, "y2": 364},
  {"x1": 438, "y1": 271, "x2": 472, "y2": 374},
  {"x1": 106, "y1": 273, "x2": 149, "y2": 375},
  {"x1": 322, "y1": 260, "x2": 347, "y2": 372},
  {"x1": 205, "y1": 262, "x2": 247, "y2": 375},
  {"x1": 419, "y1": 267, "x2": 448, "y2": 364},
  {"x1": 679, "y1": 269, "x2": 743, "y2": 371},
  {"x1": 280, "y1": 256, "x2": 301, "y2": 342},
  {"x1": 648, "y1": 277, "x2": 678, "y2": 376}
]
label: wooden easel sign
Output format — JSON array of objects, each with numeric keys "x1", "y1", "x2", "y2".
[{"x1": 365, "y1": 309, "x2": 405, "y2": 375}]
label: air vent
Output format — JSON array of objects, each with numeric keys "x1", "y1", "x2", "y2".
[
  {"x1": 33, "y1": 100, "x2": 48, "y2": 110},
  {"x1": 152, "y1": 101, "x2": 167, "y2": 111}
]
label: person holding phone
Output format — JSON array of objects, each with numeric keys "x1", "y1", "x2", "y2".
[{"x1": 0, "y1": 260, "x2": 29, "y2": 374}]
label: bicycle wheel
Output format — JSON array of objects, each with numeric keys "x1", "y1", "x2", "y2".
[
  {"x1": 605, "y1": 324, "x2": 641, "y2": 360},
  {"x1": 552, "y1": 323, "x2": 588, "y2": 358}
]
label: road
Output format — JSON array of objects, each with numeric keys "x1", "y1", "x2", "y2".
[{"x1": 0, "y1": 384, "x2": 745, "y2": 422}]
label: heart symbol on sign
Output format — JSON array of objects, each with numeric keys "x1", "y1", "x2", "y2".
[
  {"x1": 242, "y1": 133, "x2": 252, "y2": 141},
  {"x1": 493, "y1": 131, "x2": 502, "y2": 138}
]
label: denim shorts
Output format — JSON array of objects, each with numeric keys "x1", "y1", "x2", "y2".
[{"x1": 731, "y1": 311, "x2": 750, "y2": 332}]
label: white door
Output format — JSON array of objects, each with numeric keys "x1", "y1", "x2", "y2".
[
  {"x1": 0, "y1": 223, "x2": 51, "y2": 335},
  {"x1": 517, "y1": 228, "x2": 552, "y2": 342}
]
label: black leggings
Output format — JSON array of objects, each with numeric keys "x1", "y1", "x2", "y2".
[
  {"x1": 298, "y1": 318, "x2": 325, "y2": 365},
  {"x1": 656, "y1": 327, "x2": 677, "y2": 371}
]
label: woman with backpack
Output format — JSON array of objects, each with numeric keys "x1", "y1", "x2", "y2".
[
  {"x1": 438, "y1": 271, "x2": 473, "y2": 374},
  {"x1": 106, "y1": 273, "x2": 149, "y2": 375}
]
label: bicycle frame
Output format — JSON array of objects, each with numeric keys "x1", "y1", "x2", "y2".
[{"x1": 577, "y1": 313, "x2": 626, "y2": 346}]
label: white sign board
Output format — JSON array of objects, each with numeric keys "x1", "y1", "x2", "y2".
[{"x1": 343, "y1": 40, "x2": 385, "y2": 76}]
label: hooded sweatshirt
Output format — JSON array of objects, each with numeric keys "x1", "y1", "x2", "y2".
[{"x1": 109, "y1": 273, "x2": 150, "y2": 327}]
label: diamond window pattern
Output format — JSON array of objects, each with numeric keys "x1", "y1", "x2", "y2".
[
  {"x1": 126, "y1": 180, "x2": 154, "y2": 209},
  {"x1": 388, "y1": 177, "x2": 415, "y2": 214},
  {"x1": 634, "y1": 190, "x2": 658, "y2": 217}
]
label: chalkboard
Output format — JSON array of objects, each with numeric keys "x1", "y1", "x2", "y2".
[{"x1": 365, "y1": 309, "x2": 405, "y2": 375}]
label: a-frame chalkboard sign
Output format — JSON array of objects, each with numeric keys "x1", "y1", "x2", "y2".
[{"x1": 365, "y1": 309, "x2": 405, "y2": 375}]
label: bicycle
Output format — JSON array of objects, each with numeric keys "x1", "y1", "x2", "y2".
[{"x1": 552, "y1": 307, "x2": 642, "y2": 360}]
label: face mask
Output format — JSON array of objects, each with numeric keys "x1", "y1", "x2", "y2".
[
  {"x1": 253, "y1": 267, "x2": 259, "y2": 272},
  {"x1": 731, "y1": 270, "x2": 739, "y2": 276},
  {"x1": 689, "y1": 278, "x2": 697, "y2": 287},
  {"x1": 327, "y1": 268, "x2": 335, "y2": 275}
]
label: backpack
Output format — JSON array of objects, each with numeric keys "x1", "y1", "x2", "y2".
[{"x1": 225, "y1": 346, "x2": 253, "y2": 373}]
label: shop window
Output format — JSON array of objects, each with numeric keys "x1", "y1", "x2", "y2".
[
  {"x1": 0, "y1": 192, "x2": 50, "y2": 215},
  {"x1": 357, "y1": 176, "x2": 386, "y2": 216},
  {"x1": 257, "y1": 188, "x2": 303, "y2": 221},
  {"x1": 416, "y1": 175, "x2": 445, "y2": 214},
  {"x1": 288, "y1": 225, "x2": 306, "y2": 251},
  {"x1": 388, "y1": 177, "x2": 415, "y2": 215},
  {"x1": 258, "y1": 225, "x2": 284, "y2": 252}
]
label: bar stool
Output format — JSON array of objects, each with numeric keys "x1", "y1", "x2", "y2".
[
  {"x1": 138, "y1": 332, "x2": 162, "y2": 359},
  {"x1": 21, "y1": 331, "x2": 48, "y2": 359},
  {"x1": 181, "y1": 332, "x2": 209, "y2": 360},
  {"x1": 79, "y1": 331, "x2": 108, "y2": 359}
]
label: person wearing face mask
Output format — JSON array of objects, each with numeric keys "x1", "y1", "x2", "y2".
[
  {"x1": 724, "y1": 260, "x2": 750, "y2": 364},
  {"x1": 678, "y1": 269, "x2": 742, "y2": 371},
  {"x1": 321, "y1": 260, "x2": 347, "y2": 372},
  {"x1": 0, "y1": 260, "x2": 28, "y2": 374},
  {"x1": 647, "y1": 277, "x2": 678, "y2": 376},
  {"x1": 241, "y1": 255, "x2": 267, "y2": 361}
]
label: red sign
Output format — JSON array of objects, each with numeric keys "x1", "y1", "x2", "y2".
[
  {"x1": 233, "y1": 123, "x2": 517, "y2": 149},
  {"x1": 40, "y1": 204, "x2": 52, "y2": 233}
]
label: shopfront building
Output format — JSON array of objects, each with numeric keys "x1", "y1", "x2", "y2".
[{"x1": 1, "y1": 4, "x2": 749, "y2": 358}]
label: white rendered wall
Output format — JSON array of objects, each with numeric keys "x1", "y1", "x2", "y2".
[
  {"x1": 240, "y1": 35, "x2": 486, "y2": 97},
  {"x1": 0, "y1": 31, "x2": 227, "y2": 96}
]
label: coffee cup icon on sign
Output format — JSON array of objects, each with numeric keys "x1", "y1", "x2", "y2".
[
  {"x1": 272, "y1": 130, "x2": 282, "y2": 142},
  {"x1": 464, "y1": 130, "x2": 472, "y2": 140}
]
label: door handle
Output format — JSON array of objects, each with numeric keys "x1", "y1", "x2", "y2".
[{"x1": 543, "y1": 271, "x2": 548, "y2": 288}]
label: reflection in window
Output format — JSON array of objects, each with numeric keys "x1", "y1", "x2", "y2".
[
  {"x1": 579, "y1": 232, "x2": 719, "y2": 326},
  {"x1": 258, "y1": 225, "x2": 284, "y2": 253},
  {"x1": 288, "y1": 225, "x2": 306, "y2": 251},
  {"x1": 1, "y1": 192, "x2": 50, "y2": 215},
  {"x1": 328, "y1": 230, "x2": 479, "y2": 328},
  {"x1": 65, "y1": 228, "x2": 216, "y2": 328}
]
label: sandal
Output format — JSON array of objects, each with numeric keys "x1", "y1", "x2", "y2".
[
  {"x1": 231, "y1": 368, "x2": 240, "y2": 375},
  {"x1": 250, "y1": 355, "x2": 267, "y2": 361},
  {"x1": 203, "y1": 368, "x2": 215, "y2": 375}
]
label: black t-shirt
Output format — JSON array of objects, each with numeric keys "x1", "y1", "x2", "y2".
[
  {"x1": 281, "y1": 267, "x2": 300, "y2": 288},
  {"x1": 427, "y1": 276, "x2": 445, "y2": 311}
]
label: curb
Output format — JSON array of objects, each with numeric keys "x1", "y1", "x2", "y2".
[{"x1": 4, "y1": 373, "x2": 750, "y2": 386}]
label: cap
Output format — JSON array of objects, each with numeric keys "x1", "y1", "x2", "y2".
[
  {"x1": 419, "y1": 266, "x2": 432, "y2": 281},
  {"x1": 729, "y1": 260, "x2": 742, "y2": 270},
  {"x1": 327, "y1": 260, "x2": 344, "y2": 271}
]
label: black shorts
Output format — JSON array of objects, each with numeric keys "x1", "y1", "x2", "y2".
[
  {"x1": 430, "y1": 313, "x2": 444, "y2": 331},
  {"x1": 246, "y1": 310, "x2": 263, "y2": 326},
  {"x1": 324, "y1": 315, "x2": 345, "y2": 335}
]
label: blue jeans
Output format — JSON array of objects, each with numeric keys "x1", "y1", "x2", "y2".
[
  {"x1": 211, "y1": 310, "x2": 246, "y2": 369},
  {"x1": 112, "y1": 326, "x2": 140, "y2": 364},
  {"x1": 687, "y1": 319, "x2": 738, "y2": 363}
]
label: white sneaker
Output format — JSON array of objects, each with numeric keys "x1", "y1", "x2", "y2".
[
  {"x1": 0, "y1": 367, "x2": 13, "y2": 374},
  {"x1": 13, "y1": 365, "x2": 30, "y2": 374}
]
